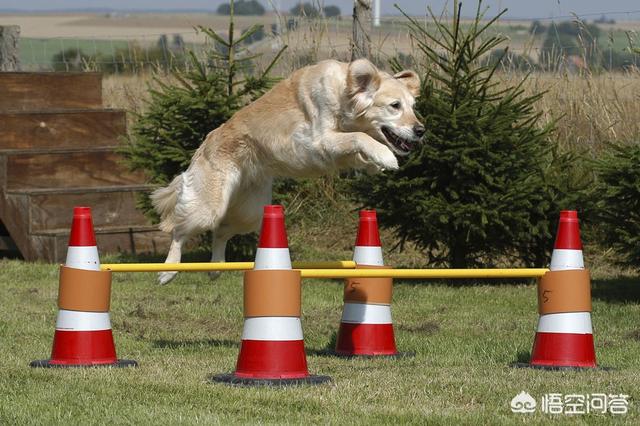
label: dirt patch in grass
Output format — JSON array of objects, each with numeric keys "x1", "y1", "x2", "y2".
[
  {"x1": 625, "y1": 329, "x2": 640, "y2": 341},
  {"x1": 399, "y1": 320, "x2": 440, "y2": 335}
]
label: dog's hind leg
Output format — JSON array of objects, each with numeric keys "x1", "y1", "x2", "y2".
[
  {"x1": 157, "y1": 163, "x2": 239, "y2": 285},
  {"x1": 158, "y1": 230, "x2": 187, "y2": 285},
  {"x1": 206, "y1": 178, "x2": 272, "y2": 280},
  {"x1": 207, "y1": 231, "x2": 232, "y2": 280}
]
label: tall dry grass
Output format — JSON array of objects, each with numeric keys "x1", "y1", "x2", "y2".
[
  {"x1": 513, "y1": 72, "x2": 640, "y2": 152},
  {"x1": 102, "y1": 74, "x2": 157, "y2": 113},
  {"x1": 104, "y1": 70, "x2": 640, "y2": 151}
]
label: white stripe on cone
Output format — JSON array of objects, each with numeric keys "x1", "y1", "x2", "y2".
[
  {"x1": 55, "y1": 310, "x2": 112, "y2": 331},
  {"x1": 536, "y1": 312, "x2": 593, "y2": 334},
  {"x1": 549, "y1": 249, "x2": 584, "y2": 271},
  {"x1": 241, "y1": 317, "x2": 303, "y2": 340},
  {"x1": 340, "y1": 302, "x2": 392, "y2": 324},
  {"x1": 65, "y1": 246, "x2": 100, "y2": 271},
  {"x1": 353, "y1": 246, "x2": 384, "y2": 266},
  {"x1": 253, "y1": 248, "x2": 292, "y2": 270}
]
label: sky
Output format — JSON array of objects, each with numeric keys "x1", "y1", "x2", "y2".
[{"x1": 0, "y1": 0, "x2": 639, "y2": 20}]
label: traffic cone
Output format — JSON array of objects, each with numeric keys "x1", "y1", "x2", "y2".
[
  {"x1": 527, "y1": 210, "x2": 597, "y2": 369},
  {"x1": 211, "y1": 205, "x2": 330, "y2": 385},
  {"x1": 30, "y1": 207, "x2": 137, "y2": 368},
  {"x1": 334, "y1": 210, "x2": 403, "y2": 357}
]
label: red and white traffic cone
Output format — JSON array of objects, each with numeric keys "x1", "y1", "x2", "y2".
[
  {"x1": 31, "y1": 207, "x2": 136, "y2": 368},
  {"x1": 528, "y1": 210, "x2": 597, "y2": 369},
  {"x1": 334, "y1": 210, "x2": 402, "y2": 357},
  {"x1": 212, "y1": 205, "x2": 330, "y2": 385},
  {"x1": 351, "y1": 210, "x2": 384, "y2": 266},
  {"x1": 253, "y1": 204, "x2": 292, "y2": 270}
]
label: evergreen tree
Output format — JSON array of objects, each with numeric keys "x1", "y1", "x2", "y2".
[
  {"x1": 290, "y1": 2, "x2": 321, "y2": 18},
  {"x1": 217, "y1": 0, "x2": 265, "y2": 16},
  {"x1": 593, "y1": 143, "x2": 640, "y2": 268},
  {"x1": 323, "y1": 5, "x2": 341, "y2": 18},
  {"x1": 121, "y1": 1, "x2": 285, "y2": 257},
  {"x1": 353, "y1": 1, "x2": 580, "y2": 268}
]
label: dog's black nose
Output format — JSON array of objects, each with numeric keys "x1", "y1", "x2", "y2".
[{"x1": 413, "y1": 124, "x2": 426, "y2": 138}]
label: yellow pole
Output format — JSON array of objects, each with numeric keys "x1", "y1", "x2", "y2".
[
  {"x1": 100, "y1": 260, "x2": 357, "y2": 272},
  {"x1": 100, "y1": 262, "x2": 547, "y2": 278},
  {"x1": 298, "y1": 268, "x2": 549, "y2": 279}
]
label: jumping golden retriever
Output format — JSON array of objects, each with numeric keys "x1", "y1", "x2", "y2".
[{"x1": 152, "y1": 58, "x2": 424, "y2": 284}]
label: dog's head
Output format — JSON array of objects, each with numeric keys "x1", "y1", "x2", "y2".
[{"x1": 344, "y1": 59, "x2": 424, "y2": 156}]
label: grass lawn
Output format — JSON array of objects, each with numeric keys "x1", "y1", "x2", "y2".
[
  {"x1": 0, "y1": 256, "x2": 638, "y2": 424},
  {"x1": 19, "y1": 38, "x2": 130, "y2": 70}
]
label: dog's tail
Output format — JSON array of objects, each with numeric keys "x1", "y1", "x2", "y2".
[{"x1": 151, "y1": 174, "x2": 182, "y2": 233}]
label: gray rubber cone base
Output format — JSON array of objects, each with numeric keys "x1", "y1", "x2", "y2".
[
  {"x1": 511, "y1": 362, "x2": 610, "y2": 371},
  {"x1": 210, "y1": 373, "x2": 332, "y2": 387},
  {"x1": 30, "y1": 359, "x2": 138, "y2": 368}
]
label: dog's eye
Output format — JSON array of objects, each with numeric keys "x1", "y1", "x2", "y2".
[{"x1": 390, "y1": 101, "x2": 402, "y2": 110}]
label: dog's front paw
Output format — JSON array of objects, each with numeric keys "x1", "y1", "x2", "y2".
[
  {"x1": 158, "y1": 271, "x2": 177, "y2": 285},
  {"x1": 370, "y1": 146, "x2": 399, "y2": 172}
]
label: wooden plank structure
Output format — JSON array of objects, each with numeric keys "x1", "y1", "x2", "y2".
[{"x1": 0, "y1": 72, "x2": 170, "y2": 261}]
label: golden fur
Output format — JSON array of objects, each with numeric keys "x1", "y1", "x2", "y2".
[{"x1": 152, "y1": 59, "x2": 423, "y2": 284}]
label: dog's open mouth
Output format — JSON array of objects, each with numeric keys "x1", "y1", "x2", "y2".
[{"x1": 381, "y1": 126, "x2": 414, "y2": 155}]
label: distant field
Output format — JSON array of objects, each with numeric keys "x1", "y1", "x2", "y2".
[
  {"x1": 4, "y1": 12, "x2": 640, "y2": 72},
  {"x1": 0, "y1": 14, "x2": 205, "y2": 41}
]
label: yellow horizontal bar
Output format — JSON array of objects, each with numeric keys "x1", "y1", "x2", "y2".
[
  {"x1": 100, "y1": 263, "x2": 547, "y2": 278},
  {"x1": 100, "y1": 260, "x2": 356, "y2": 272},
  {"x1": 298, "y1": 268, "x2": 549, "y2": 279}
]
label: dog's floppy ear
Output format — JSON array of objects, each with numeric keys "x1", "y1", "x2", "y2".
[
  {"x1": 394, "y1": 70, "x2": 421, "y2": 97},
  {"x1": 347, "y1": 59, "x2": 381, "y2": 115}
]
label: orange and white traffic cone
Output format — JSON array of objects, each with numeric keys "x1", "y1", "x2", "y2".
[
  {"x1": 212, "y1": 205, "x2": 330, "y2": 385},
  {"x1": 31, "y1": 206, "x2": 136, "y2": 368},
  {"x1": 334, "y1": 210, "x2": 403, "y2": 357},
  {"x1": 527, "y1": 210, "x2": 597, "y2": 369}
]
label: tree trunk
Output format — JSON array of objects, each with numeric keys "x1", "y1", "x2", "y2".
[
  {"x1": 351, "y1": 0, "x2": 372, "y2": 61},
  {"x1": 0, "y1": 26, "x2": 20, "y2": 71},
  {"x1": 450, "y1": 235, "x2": 468, "y2": 268}
]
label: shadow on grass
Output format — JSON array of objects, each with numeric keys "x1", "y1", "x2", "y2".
[
  {"x1": 394, "y1": 277, "x2": 538, "y2": 287},
  {"x1": 398, "y1": 320, "x2": 440, "y2": 335},
  {"x1": 515, "y1": 350, "x2": 532, "y2": 364},
  {"x1": 306, "y1": 331, "x2": 338, "y2": 356},
  {"x1": 153, "y1": 338, "x2": 239, "y2": 349},
  {"x1": 394, "y1": 275, "x2": 640, "y2": 295},
  {"x1": 592, "y1": 276, "x2": 640, "y2": 304}
]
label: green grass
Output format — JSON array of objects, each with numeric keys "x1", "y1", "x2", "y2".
[
  {"x1": 0, "y1": 258, "x2": 639, "y2": 424},
  {"x1": 19, "y1": 38, "x2": 130, "y2": 70},
  {"x1": 18, "y1": 37, "x2": 213, "y2": 72}
]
